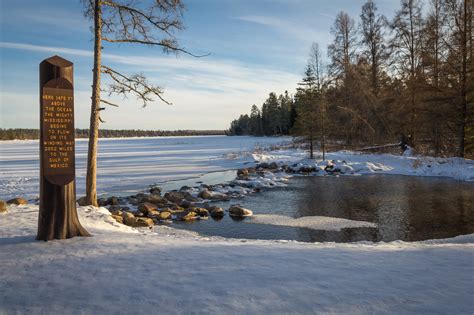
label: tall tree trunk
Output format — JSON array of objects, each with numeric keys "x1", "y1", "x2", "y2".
[
  {"x1": 85, "y1": 0, "x2": 102, "y2": 206},
  {"x1": 458, "y1": 0, "x2": 468, "y2": 157}
]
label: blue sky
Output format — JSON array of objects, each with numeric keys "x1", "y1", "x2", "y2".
[{"x1": 0, "y1": 0, "x2": 401, "y2": 130}]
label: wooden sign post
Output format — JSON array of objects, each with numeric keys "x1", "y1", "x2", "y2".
[{"x1": 37, "y1": 55, "x2": 90, "y2": 240}]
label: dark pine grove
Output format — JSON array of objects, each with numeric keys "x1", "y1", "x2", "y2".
[{"x1": 228, "y1": 0, "x2": 473, "y2": 158}]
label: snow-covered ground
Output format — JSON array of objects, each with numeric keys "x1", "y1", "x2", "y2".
[
  {"x1": 1, "y1": 204, "x2": 473, "y2": 314},
  {"x1": 252, "y1": 148, "x2": 474, "y2": 181}
]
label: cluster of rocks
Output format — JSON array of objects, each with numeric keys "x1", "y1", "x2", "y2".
[
  {"x1": 0, "y1": 197, "x2": 29, "y2": 213},
  {"x1": 251, "y1": 159, "x2": 355, "y2": 175},
  {"x1": 76, "y1": 185, "x2": 255, "y2": 228}
]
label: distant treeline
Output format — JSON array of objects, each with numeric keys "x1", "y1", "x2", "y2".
[{"x1": 0, "y1": 128, "x2": 225, "y2": 140}]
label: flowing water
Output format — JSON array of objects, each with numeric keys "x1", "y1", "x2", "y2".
[{"x1": 172, "y1": 175, "x2": 474, "y2": 243}]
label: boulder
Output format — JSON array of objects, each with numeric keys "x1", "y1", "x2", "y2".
[
  {"x1": 142, "y1": 194, "x2": 167, "y2": 206},
  {"x1": 149, "y1": 186, "x2": 162, "y2": 195},
  {"x1": 189, "y1": 207, "x2": 209, "y2": 217},
  {"x1": 0, "y1": 200, "x2": 7, "y2": 212},
  {"x1": 77, "y1": 196, "x2": 90, "y2": 206},
  {"x1": 164, "y1": 191, "x2": 198, "y2": 203},
  {"x1": 133, "y1": 217, "x2": 154, "y2": 227},
  {"x1": 247, "y1": 167, "x2": 256, "y2": 174},
  {"x1": 177, "y1": 211, "x2": 198, "y2": 221},
  {"x1": 180, "y1": 200, "x2": 195, "y2": 208},
  {"x1": 269, "y1": 162, "x2": 278, "y2": 169},
  {"x1": 146, "y1": 210, "x2": 161, "y2": 218},
  {"x1": 122, "y1": 212, "x2": 136, "y2": 226},
  {"x1": 98, "y1": 198, "x2": 108, "y2": 207},
  {"x1": 208, "y1": 206, "x2": 225, "y2": 218},
  {"x1": 138, "y1": 202, "x2": 158, "y2": 215},
  {"x1": 228, "y1": 205, "x2": 253, "y2": 217},
  {"x1": 107, "y1": 196, "x2": 119, "y2": 206},
  {"x1": 259, "y1": 162, "x2": 269, "y2": 169},
  {"x1": 109, "y1": 209, "x2": 123, "y2": 216},
  {"x1": 159, "y1": 211, "x2": 172, "y2": 220},
  {"x1": 199, "y1": 189, "x2": 229, "y2": 201},
  {"x1": 111, "y1": 214, "x2": 123, "y2": 224},
  {"x1": 199, "y1": 189, "x2": 213, "y2": 199},
  {"x1": 298, "y1": 166, "x2": 315, "y2": 173},
  {"x1": 6, "y1": 197, "x2": 28, "y2": 205},
  {"x1": 109, "y1": 205, "x2": 122, "y2": 211},
  {"x1": 237, "y1": 168, "x2": 249, "y2": 178}
]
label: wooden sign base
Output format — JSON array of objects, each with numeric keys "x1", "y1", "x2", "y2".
[{"x1": 37, "y1": 55, "x2": 90, "y2": 241}]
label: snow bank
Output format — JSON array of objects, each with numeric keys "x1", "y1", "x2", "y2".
[
  {"x1": 252, "y1": 149, "x2": 474, "y2": 181},
  {"x1": 248, "y1": 214, "x2": 377, "y2": 231},
  {"x1": 1, "y1": 204, "x2": 473, "y2": 314}
]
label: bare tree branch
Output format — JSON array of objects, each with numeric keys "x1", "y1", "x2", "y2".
[
  {"x1": 101, "y1": 65, "x2": 172, "y2": 106},
  {"x1": 100, "y1": 99, "x2": 120, "y2": 107},
  {"x1": 102, "y1": 37, "x2": 210, "y2": 57}
]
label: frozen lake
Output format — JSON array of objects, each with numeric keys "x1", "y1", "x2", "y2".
[{"x1": 0, "y1": 136, "x2": 291, "y2": 199}]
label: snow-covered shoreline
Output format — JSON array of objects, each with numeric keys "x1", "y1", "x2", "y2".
[
  {"x1": 251, "y1": 148, "x2": 474, "y2": 181},
  {"x1": 1, "y1": 204, "x2": 473, "y2": 314}
]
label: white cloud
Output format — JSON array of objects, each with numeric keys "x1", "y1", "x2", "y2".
[
  {"x1": 236, "y1": 15, "x2": 330, "y2": 44},
  {"x1": 0, "y1": 41, "x2": 300, "y2": 130}
]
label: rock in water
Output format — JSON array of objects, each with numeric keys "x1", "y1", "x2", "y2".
[
  {"x1": 0, "y1": 200, "x2": 7, "y2": 212},
  {"x1": 208, "y1": 206, "x2": 225, "y2": 218},
  {"x1": 159, "y1": 211, "x2": 172, "y2": 220},
  {"x1": 149, "y1": 186, "x2": 162, "y2": 195},
  {"x1": 237, "y1": 168, "x2": 249, "y2": 178},
  {"x1": 138, "y1": 202, "x2": 158, "y2": 215},
  {"x1": 228, "y1": 205, "x2": 253, "y2": 217},
  {"x1": 165, "y1": 191, "x2": 198, "y2": 203},
  {"x1": 6, "y1": 197, "x2": 28, "y2": 205}
]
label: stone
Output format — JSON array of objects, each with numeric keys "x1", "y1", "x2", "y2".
[
  {"x1": 76, "y1": 196, "x2": 90, "y2": 206},
  {"x1": 122, "y1": 211, "x2": 135, "y2": 225},
  {"x1": 298, "y1": 166, "x2": 315, "y2": 173},
  {"x1": 237, "y1": 168, "x2": 249, "y2": 178},
  {"x1": 0, "y1": 200, "x2": 7, "y2": 212},
  {"x1": 180, "y1": 200, "x2": 195, "y2": 208},
  {"x1": 109, "y1": 209, "x2": 123, "y2": 216},
  {"x1": 127, "y1": 197, "x2": 141, "y2": 206},
  {"x1": 149, "y1": 186, "x2": 162, "y2": 195},
  {"x1": 111, "y1": 214, "x2": 123, "y2": 224},
  {"x1": 269, "y1": 162, "x2": 278, "y2": 169},
  {"x1": 107, "y1": 196, "x2": 119, "y2": 206},
  {"x1": 177, "y1": 211, "x2": 198, "y2": 221},
  {"x1": 228, "y1": 205, "x2": 253, "y2": 217},
  {"x1": 199, "y1": 189, "x2": 213, "y2": 199},
  {"x1": 190, "y1": 207, "x2": 209, "y2": 217},
  {"x1": 208, "y1": 206, "x2": 225, "y2": 218},
  {"x1": 138, "y1": 202, "x2": 158, "y2": 215},
  {"x1": 143, "y1": 194, "x2": 167, "y2": 206},
  {"x1": 259, "y1": 162, "x2": 269, "y2": 169},
  {"x1": 159, "y1": 211, "x2": 172, "y2": 220},
  {"x1": 165, "y1": 191, "x2": 187, "y2": 203},
  {"x1": 98, "y1": 198, "x2": 108, "y2": 207},
  {"x1": 199, "y1": 189, "x2": 229, "y2": 201},
  {"x1": 133, "y1": 217, "x2": 154, "y2": 227},
  {"x1": 6, "y1": 197, "x2": 28, "y2": 205},
  {"x1": 147, "y1": 210, "x2": 161, "y2": 218}
]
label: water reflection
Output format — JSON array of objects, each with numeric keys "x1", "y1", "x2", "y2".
[{"x1": 172, "y1": 175, "x2": 474, "y2": 243}]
